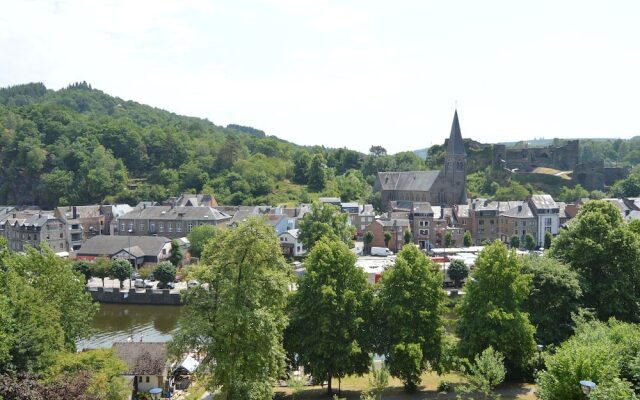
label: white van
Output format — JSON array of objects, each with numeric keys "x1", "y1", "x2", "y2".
[{"x1": 371, "y1": 247, "x2": 394, "y2": 257}]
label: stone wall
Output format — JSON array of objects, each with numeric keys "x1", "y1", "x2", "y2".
[{"x1": 87, "y1": 287, "x2": 182, "y2": 305}]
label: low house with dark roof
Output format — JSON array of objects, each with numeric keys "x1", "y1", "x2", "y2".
[
  {"x1": 116, "y1": 205, "x2": 231, "y2": 239},
  {"x1": 112, "y1": 342, "x2": 171, "y2": 394},
  {"x1": 76, "y1": 235, "x2": 172, "y2": 266}
]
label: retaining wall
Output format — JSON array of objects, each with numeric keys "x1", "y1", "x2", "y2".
[{"x1": 87, "y1": 287, "x2": 182, "y2": 305}]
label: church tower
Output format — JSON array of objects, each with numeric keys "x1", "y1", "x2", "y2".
[{"x1": 443, "y1": 110, "x2": 467, "y2": 204}]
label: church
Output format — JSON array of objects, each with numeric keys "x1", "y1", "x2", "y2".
[{"x1": 375, "y1": 111, "x2": 468, "y2": 211}]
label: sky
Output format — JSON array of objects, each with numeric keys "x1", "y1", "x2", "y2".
[{"x1": 1, "y1": 0, "x2": 639, "y2": 154}]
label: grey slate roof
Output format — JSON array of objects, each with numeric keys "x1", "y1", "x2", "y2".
[
  {"x1": 502, "y1": 203, "x2": 535, "y2": 218},
  {"x1": 119, "y1": 206, "x2": 231, "y2": 222},
  {"x1": 77, "y1": 235, "x2": 170, "y2": 257},
  {"x1": 530, "y1": 195, "x2": 558, "y2": 210},
  {"x1": 55, "y1": 205, "x2": 102, "y2": 220},
  {"x1": 455, "y1": 204, "x2": 470, "y2": 218},
  {"x1": 377, "y1": 171, "x2": 440, "y2": 192},
  {"x1": 377, "y1": 218, "x2": 411, "y2": 227},
  {"x1": 112, "y1": 342, "x2": 167, "y2": 376},
  {"x1": 447, "y1": 110, "x2": 466, "y2": 155},
  {"x1": 413, "y1": 202, "x2": 434, "y2": 215}
]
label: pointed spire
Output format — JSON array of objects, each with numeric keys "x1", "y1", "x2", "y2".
[{"x1": 447, "y1": 110, "x2": 466, "y2": 155}]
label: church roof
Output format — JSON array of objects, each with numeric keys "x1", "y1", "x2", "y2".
[
  {"x1": 447, "y1": 110, "x2": 466, "y2": 156},
  {"x1": 377, "y1": 171, "x2": 440, "y2": 192}
]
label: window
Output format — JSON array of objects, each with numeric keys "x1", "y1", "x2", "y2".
[
  {"x1": 159, "y1": 223, "x2": 164, "y2": 233},
  {"x1": 419, "y1": 229, "x2": 429, "y2": 237},
  {"x1": 146, "y1": 376, "x2": 149, "y2": 383},
  {"x1": 545, "y1": 217, "x2": 552, "y2": 226},
  {"x1": 139, "y1": 223, "x2": 144, "y2": 231},
  {"x1": 138, "y1": 377, "x2": 142, "y2": 383},
  {"x1": 120, "y1": 223, "x2": 125, "y2": 232},
  {"x1": 177, "y1": 223, "x2": 182, "y2": 233},
  {"x1": 128, "y1": 222, "x2": 133, "y2": 231},
  {"x1": 168, "y1": 224, "x2": 172, "y2": 233},
  {"x1": 515, "y1": 221, "x2": 518, "y2": 227},
  {"x1": 188, "y1": 223, "x2": 193, "y2": 232},
  {"x1": 479, "y1": 220, "x2": 484, "y2": 225},
  {"x1": 59, "y1": 233, "x2": 63, "y2": 238},
  {"x1": 419, "y1": 220, "x2": 429, "y2": 227},
  {"x1": 545, "y1": 226, "x2": 552, "y2": 233},
  {"x1": 150, "y1": 222, "x2": 155, "y2": 232}
]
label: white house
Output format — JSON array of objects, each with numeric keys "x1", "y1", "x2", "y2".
[
  {"x1": 529, "y1": 194, "x2": 560, "y2": 247},
  {"x1": 112, "y1": 342, "x2": 172, "y2": 395},
  {"x1": 279, "y1": 229, "x2": 306, "y2": 258}
]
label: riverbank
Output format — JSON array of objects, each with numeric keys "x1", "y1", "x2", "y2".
[{"x1": 87, "y1": 286, "x2": 182, "y2": 305}]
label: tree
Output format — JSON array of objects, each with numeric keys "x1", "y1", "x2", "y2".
[
  {"x1": 169, "y1": 239, "x2": 183, "y2": 267},
  {"x1": 383, "y1": 232, "x2": 392, "y2": 248},
  {"x1": 44, "y1": 349, "x2": 129, "y2": 400},
  {"x1": 543, "y1": 231, "x2": 552, "y2": 249},
  {"x1": 550, "y1": 200, "x2": 640, "y2": 322},
  {"x1": 90, "y1": 258, "x2": 111, "y2": 287},
  {"x1": 369, "y1": 146, "x2": 387, "y2": 157},
  {"x1": 292, "y1": 151, "x2": 310, "y2": 184},
  {"x1": 558, "y1": 184, "x2": 589, "y2": 203},
  {"x1": 365, "y1": 363, "x2": 389, "y2": 400},
  {"x1": 73, "y1": 260, "x2": 92, "y2": 283},
  {"x1": 154, "y1": 261, "x2": 176, "y2": 286},
  {"x1": 297, "y1": 203, "x2": 355, "y2": 251},
  {"x1": 524, "y1": 233, "x2": 536, "y2": 250},
  {"x1": 448, "y1": 259, "x2": 469, "y2": 287},
  {"x1": 378, "y1": 245, "x2": 446, "y2": 391},
  {"x1": 458, "y1": 347, "x2": 506, "y2": 400},
  {"x1": 536, "y1": 319, "x2": 640, "y2": 400},
  {"x1": 187, "y1": 225, "x2": 219, "y2": 259},
  {"x1": 403, "y1": 229, "x2": 413, "y2": 245},
  {"x1": 287, "y1": 238, "x2": 373, "y2": 394},
  {"x1": 7, "y1": 246, "x2": 97, "y2": 352},
  {"x1": 463, "y1": 231, "x2": 473, "y2": 247},
  {"x1": 443, "y1": 231, "x2": 453, "y2": 248},
  {"x1": 510, "y1": 235, "x2": 520, "y2": 249},
  {"x1": 456, "y1": 241, "x2": 536, "y2": 375},
  {"x1": 170, "y1": 218, "x2": 291, "y2": 399},
  {"x1": 109, "y1": 259, "x2": 132, "y2": 289},
  {"x1": 307, "y1": 154, "x2": 326, "y2": 192},
  {"x1": 364, "y1": 231, "x2": 374, "y2": 255},
  {"x1": 520, "y1": 256, "x2": 582, "y2": 345}
]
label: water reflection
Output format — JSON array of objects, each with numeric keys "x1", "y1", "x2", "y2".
[{"x1": 77, "y1": 303, "x2": 182, "y2": 349}]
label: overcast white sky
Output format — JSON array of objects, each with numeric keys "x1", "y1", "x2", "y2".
[{"x1": 1, "y1": 0, "x2": 639, "y2": 153}]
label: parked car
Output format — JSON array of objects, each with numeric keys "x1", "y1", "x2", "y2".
[
  {"x1": 134, "y1": 279, "x2": 154, "y2": 289},
  {"x1": 187, "y1": 280, "x2": 200, "y2": 288},
  {"x1": 371, "y1": 247, "x2": 394, "y2": 257},
  {"x1": 131, "y1": 272, "x2": 141, "y2": 280},
  {"x1": 157, "y1": 282, "x2": 176, "y2": 290}
]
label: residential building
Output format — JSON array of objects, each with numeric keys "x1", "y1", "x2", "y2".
[
  {"x1": 279, "y1": 229, "x2": 306, "y2": 258},
  {"x1": 167, "y1": 193, "x2": 218, "y2": 207},
  {"x1": 529, "y1": 194, "x2": 560, "y2": 246},
  {"x1": 0, "y1": 210, "x2": 67, "y2": 253},
  {"x1": 101, "y1": 204, "x2": 135, "y2": 235},
  {"x1": 375, "y1": 110, "x2": 467, "y2": 210},
  {"x1": 411, "y1": 202, "x2": 435, "y2": 250},
  {"x1": 54, "y1": 205, "x2": 105, "y2": 251},
  {"x1": 365, "y1": 218, "x2": 411, "y2": 253},
  {"x1": 112, "y1": 342, "x2": 171, "y2": 394},
  {"x1": 76, "y1": 235, "x2": 172, "y2": 267},
  {"x1": 116, "y1": 205, "x2": 231, "y2": 239},
  {"x1": 350, "y1": 204, "x2": 375, "y2": 238},
  {"x1": 500, "y1": 202, "x2": 538, "y2": 245}
]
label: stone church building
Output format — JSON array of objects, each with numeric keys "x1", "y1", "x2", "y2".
[{"x1": 375, "y1": 111, "x2": 468, "y2": 211}]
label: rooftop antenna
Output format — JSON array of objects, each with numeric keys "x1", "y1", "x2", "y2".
[{"x1": 455, "y1": 99, "x2": 458, "y2": 110}]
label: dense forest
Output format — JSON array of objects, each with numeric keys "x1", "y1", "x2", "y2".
[{"x1": 0, "y1": 82, "x2": 427, "y2": 208}]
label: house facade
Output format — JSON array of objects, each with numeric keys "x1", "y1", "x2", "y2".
[
  {"x1": 116, "y1": 205, "x2": 231, "y2": 239},
  {"x1": 279, "y1": 229, "x2": 306, "y2": 258},
  {"x1": 0, "y1": 211, "x2": 67, "y2": 252},
  {"x1": 529, "y1": 194, "x2": 560, "y2": 246},
  {"x1": 365, "y1": 218, "x2": 411, "y2": 253}
]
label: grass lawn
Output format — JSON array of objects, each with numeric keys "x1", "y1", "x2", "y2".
[{"x1": 274, "y1": 371, "x2": 537, "y2": 400}]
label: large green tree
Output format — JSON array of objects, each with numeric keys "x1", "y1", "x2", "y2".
[
  {"x1": 287, "y1": 237, "x2": 373, "y2": 394},
  {"x1": 109, "y1": 259, "x2": 132, "y2": 289},
  {"x1": 170, "y1": 218, "x2": 291, "y2": 399},
  {"x1": 377, "y1": 245, "x2": 446, "y2": 391},
  {"x1": 520, "y1": 256, "x2": 582, "y2": 345},
  {"x1": 168, "y1": 239, "x2": 183, "y2": 267},
  {"x1": 550, "y1": 200, "x2": 640, "y2": 322},
  {"x1": 187, "y1": 225, "x2": 220, "y2": 258},
  {"x1": 154, "y1": 261, "x2": 176, "y2": 286},
  {"x1": 297, "y1": 203, "x2": 355, "y2": 250},
  {"x1": 456, "y1": 241, "x2": 536, "y2": 375},
  {"x1": 307, "y1": 153, "x2": 326, "y2": 192}
]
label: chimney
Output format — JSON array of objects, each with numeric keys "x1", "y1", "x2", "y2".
[
  {"x1": 143, "y1": 204, "x2": 147, "y2": 209},
  {"x1": 73, "y1": 206, "x2": 77, "y2": 219},
  {"x1": 518, "y1": 205, "x2": 522, "y2": 212}
]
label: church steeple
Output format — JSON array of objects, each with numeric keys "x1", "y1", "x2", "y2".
[{"x1": 447, "y1": 110, "x2": 466, "y2": 155}]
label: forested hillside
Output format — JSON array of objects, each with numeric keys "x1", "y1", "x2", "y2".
[{"x1": 0, "y1": 82, "x2": 427, "y2": 208}]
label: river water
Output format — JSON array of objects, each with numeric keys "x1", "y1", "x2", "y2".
[{"x1": 77, "y1": 303, "x2": 183, "y2": 349}]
